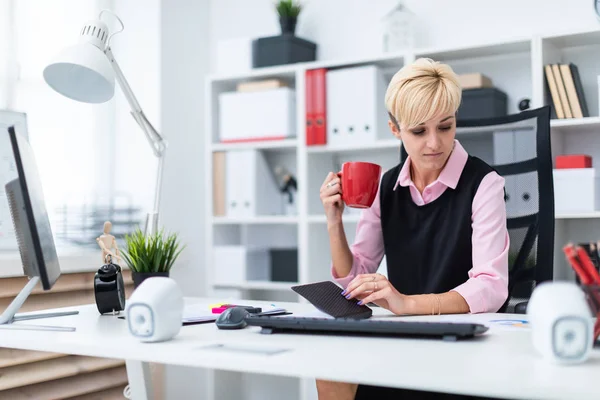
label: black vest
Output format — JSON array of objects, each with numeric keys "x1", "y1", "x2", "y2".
[{"x1": 380, "y1": 156, "x2": 494, "y2": 295}]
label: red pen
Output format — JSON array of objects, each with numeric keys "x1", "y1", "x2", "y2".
[{"x1": 576, "y1": 245, "x2": 600, "y2": 285}]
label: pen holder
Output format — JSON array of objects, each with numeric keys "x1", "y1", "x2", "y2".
[{"x1": 581, "y1": 284, "x2": 600, "y2": 342}]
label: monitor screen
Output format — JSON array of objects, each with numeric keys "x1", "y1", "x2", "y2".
[
  {"x1": 0, "y1": 110, "x2": 28, "y2": 251},
  {"x1": 5, "y1": 125, "x2": 60, "y2": 290}
]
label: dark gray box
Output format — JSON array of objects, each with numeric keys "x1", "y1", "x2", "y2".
[
  {"x1": 270, "y1": 248, "x2": 298, "y2": 282},
  {"x1": 252, "y1": 35, "x2": 316, "y2": 68},
  {"x1": 457, "y1": 88, "x2": 507, "y2": 120}
]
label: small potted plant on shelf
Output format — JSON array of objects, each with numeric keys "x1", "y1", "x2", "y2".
[
  {"x1": 276, "y1": 0, "x2": 302, "y2": 36},
  {"x1": 121, "y1": 227, "x2": 185, "y2": 289}
]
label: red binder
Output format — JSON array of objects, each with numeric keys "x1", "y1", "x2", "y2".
[
  {"x1": 305, "y1": 69, "x2": 316, "y2": 145},
  {"x1": 313, "y1": 68, "x2": 327, "y2": 145}
]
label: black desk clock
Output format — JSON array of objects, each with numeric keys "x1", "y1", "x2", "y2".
[{"x1": 94, "y1": 255, "x2": 126, "y2": 315}]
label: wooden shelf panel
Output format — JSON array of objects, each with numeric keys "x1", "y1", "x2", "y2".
[
  {"x1": 0, "y1": 349, "x2": 65, "y2": 369},
  {"x1": 0, "y1": 365, "x2": 127, "y2": 400},
  {"x1": 0, "y1": 271, "x2": 133, "y2": 299},
  {"x1": 0, "y1": 355, "x2": 125, "y2": 391}
]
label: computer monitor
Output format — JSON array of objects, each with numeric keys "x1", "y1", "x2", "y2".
[{"x1": 0, "y1": 125, "x2": 78, "y2": 331}]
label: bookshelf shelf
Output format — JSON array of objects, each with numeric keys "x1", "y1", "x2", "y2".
[
  {"x1": 550, "y1": 116, "x2": 600, "y2": 127},
  {"x1": 208, "y1": 64, "x2": 299, "y2": 83},
  {"x1": 555, "y1": 212, "x2": 600, "y2": 219},
  {"x1": 307, "y1": 214, "x2": 361, "y2": 224},
  {"x1": 550, "y1": 116, "x2": 600, "y2": 134},
  {"x1": 306, "y1": 139, "x2": 401, "y2": 153},
  {"x1": 211, "y1": 138, "x2": 298, "y2": 152},
  {"x1": 212, "y1": 216, "x2": 298, "y2": 225}
]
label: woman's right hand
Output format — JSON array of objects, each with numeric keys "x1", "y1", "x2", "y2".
[{"x1": 320, "y1": 172, "x2": 344, "y2": 225}]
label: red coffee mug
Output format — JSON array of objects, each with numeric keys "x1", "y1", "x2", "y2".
[{"x1": 337, "y1": 162, "x2": 382, "y2": 208}]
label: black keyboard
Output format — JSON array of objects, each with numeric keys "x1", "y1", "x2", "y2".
[{"x1": 245, "y1": 315, "x2": 489, "y2": 341}]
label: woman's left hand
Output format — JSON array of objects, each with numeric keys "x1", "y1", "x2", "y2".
[{"x1": 342, "y1": 273, "x2": 410, "y2": 315}]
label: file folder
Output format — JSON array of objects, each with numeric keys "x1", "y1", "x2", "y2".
[
  {"x1": 305, "y1": 69, "x2": 316, "y2": 145},
  {"x1": 313, "y1": 68, "x2": 327, "y2": 145}
]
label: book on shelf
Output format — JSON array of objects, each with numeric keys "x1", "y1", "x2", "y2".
[{"x1": 544, "y1": 62, "x2": 588, "y2": 119}]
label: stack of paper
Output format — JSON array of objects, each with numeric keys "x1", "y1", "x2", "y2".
[
  {"x1": 181, "y1": 303, "x2": 289, "y2": 325},
  {"x1": 182, "y1": 303, "x2": 219, "y2": 324}
]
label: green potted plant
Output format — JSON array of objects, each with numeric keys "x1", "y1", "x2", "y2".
[
  {"x1": 121, "y1": 228, "x2": 185, "y2": 289},
  {"x1": 275, "y1": 0, "x2": 302, "y2": 35}
]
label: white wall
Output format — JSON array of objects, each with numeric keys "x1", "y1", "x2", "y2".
[
  {"x1": 210, "y1": 0, "x2": 600, "y2": 71},
  {"x1": 160, "y1": 0, "x2": 210, "y2": 398}
]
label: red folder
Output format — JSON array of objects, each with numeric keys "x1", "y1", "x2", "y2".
[
  {"x1": 305, "y1": 69, "x2": 316, "y2": 145},
  {"x1": 313, "y1": 68, "x2": 327, "y2": 145}
]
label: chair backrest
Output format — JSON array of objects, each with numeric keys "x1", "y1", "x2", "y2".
[{"x1": 400, "y1": 106, "x2": 554, "y2": 312}]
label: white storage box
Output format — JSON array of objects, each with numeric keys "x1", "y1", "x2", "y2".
[
  {"x1": 214, "y1": 246, "x2": 271, "y2": 285},
  {"x1": 219, "y1": 87, "x2": 296, "y2": 142},
  {"x1": 326, "y1": 65, "x2": 389, "y2": 146},
  {"x1": 216, "y1": 37, "x2": 253, "y2": 74},
  {"x1": 553, "y1": 168, "x2": 600, "y2": 213}
]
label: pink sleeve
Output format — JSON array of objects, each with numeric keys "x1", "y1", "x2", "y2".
[
  {"x1": 331, "y1": 182, "x2": 386, "y2": 288},
  {"x1": 452, "y1": 171, "x2": 510, "y2": 313}
]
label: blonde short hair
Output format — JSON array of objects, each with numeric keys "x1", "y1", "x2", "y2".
[{"x1": 385, "y1": 58, "x2": 462, "y2": 129}]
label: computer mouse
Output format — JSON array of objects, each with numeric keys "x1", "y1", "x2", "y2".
[{"x1": 215, "y1": 307, "x2": 249, "y2": 330}]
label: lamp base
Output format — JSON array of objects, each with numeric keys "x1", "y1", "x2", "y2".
[{"x1": 144, "y1": 212, "x2": 159, "y2": 237}]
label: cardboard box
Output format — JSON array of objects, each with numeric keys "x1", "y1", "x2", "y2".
[{"x1": 458, "y1": 73, "x2": 493, "y2": 90}]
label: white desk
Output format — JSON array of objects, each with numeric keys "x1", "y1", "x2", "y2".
[{"x1": 0, "y1": 298, "x2": 598, "y2": 400}]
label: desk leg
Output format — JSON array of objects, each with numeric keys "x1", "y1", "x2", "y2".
[{"x1": 126, "y1": 360, "x2": 154, "y2": 400}]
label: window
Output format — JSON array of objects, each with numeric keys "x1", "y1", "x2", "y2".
[{"x1": 0, "y1": 0, "x2": 155, "y2": 263}]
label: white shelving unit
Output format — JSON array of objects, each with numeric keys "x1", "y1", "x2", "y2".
[{"x1": 204, "y1": 28, "x2": 600, "y2": 400}]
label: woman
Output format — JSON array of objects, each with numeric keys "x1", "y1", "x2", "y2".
[{"x1": 317, "y1": 58, "x2": 509, "y2": 399}]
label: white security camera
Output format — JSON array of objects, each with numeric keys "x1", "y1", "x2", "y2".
[{"x1": 125, "y1": 277, "x2": 183, "y2": 342}]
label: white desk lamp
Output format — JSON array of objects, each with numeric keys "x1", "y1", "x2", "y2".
[{"x1": 42, "y1": 10, "x2": 166, "y2": 237}]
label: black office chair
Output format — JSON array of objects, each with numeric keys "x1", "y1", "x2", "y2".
[{"x1": 400, "y1": 106, "x2": 555, "y2": 313}]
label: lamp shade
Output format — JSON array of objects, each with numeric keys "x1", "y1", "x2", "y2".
[{"x1": 43, "y1": 42, "x2": 115, "y2": 104}]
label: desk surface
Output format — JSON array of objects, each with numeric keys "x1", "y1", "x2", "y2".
[{"x1": 1, "y1": 298, "x2": 599, "y2": 400}]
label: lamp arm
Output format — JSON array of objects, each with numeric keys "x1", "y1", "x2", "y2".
[
  {"x1": 104, "y1": 47, "x2": 166, "y2": 158},
  {"x1": 104, "y1": 47, "x2": 166, "y2": 237}
]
